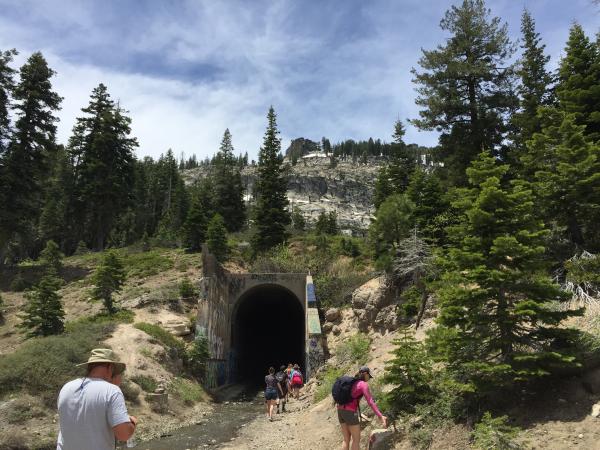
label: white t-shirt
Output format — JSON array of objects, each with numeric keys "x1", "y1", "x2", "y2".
[{"x1": 57, "y1": 377, "x2": 130, "y2": 450}]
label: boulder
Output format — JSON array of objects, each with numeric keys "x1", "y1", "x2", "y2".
[
  {"x1": 322, "y1": 322, "x2": 334, "y2": 334},
  {"x1": 591, "y1": 401, "x2": 600, "y2": 418},
  {"x1": 325, "y1": 308, "x2": 341, "y2": 323},
  {"x1": 332, "y1": 325, "x2": 341, "y2": 336},
  {"x1": 368, "y1": 429, "x2": 394, "y2": 450},
  {"x1": 163, "y1": 320, "x2": 191, "y2": 337}
]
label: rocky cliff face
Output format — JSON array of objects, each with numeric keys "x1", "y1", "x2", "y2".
[{"x1": 183, "y1": 156, "x2": 383, "y2": 232}]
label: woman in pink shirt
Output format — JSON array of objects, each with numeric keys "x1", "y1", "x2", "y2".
[{"x1": 337, "y1": 366, "x2": 387, "y2": 450}]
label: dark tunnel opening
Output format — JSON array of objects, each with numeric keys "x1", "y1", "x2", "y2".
[{"x1": 232, "y1": 285, "x2": 305, "y2": 386}]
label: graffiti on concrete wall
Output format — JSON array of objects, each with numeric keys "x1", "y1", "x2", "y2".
[
  {"x1": 307, "y1": 335, "x2": 325, "y2": 379},
  {"x1": 205, "y1": 359, "x2": 227, "y2": 389}
]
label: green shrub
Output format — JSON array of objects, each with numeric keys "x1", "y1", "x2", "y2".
[
  {"x1": 65, "y1": 310, "x2": 134, "y2": 331},
  {"x1": 10, "y1": 273, "x2": 29, "y2": 292},
  {"x1": 335, "y1": 333, "x2": 371, "y2": 365},
  {"x1": 131, "y1": 375, "x2": 158, "y2": 393},
  {"x1": 472, "y1": 412, "x2": 522, "y2": 450},
  {"x1": 314, "y1": 272, "x2": 371, "y2": 308},
  {"x1": 187, "y1": 336, "x2": 209, "y2": 381},
  {"x1": 134, "y1": 322, "x2": 186, "y2": 358},
  {"x1": 124, "y1": 249, "x2": 173, "y2": 278},
  {"x1": 314, "y1": 365, "x2": 346, "y2": 402},
  {"x1": 178, "y1": 277, "x2": 197, "y2": 299},
  {"x1": 0, "y1": 322, "x2": 115, "y2": 406},
  {"x1": 6, "y1": 397, "x2": 46, "y2": 424},
  {"x1": 169, "y1": 377, "x2": 206, "y2": 405}
]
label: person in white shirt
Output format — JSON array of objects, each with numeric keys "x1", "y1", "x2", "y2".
[{"x1": 57, "y1": 348, "x2": 138, "y2": 450}]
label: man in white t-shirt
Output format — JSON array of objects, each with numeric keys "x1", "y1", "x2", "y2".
[{"x1": 57, "y1": 348, "x2": 138, "y2": 450}]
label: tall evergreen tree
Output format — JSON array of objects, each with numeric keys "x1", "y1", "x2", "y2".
[
  {"x1": 18, "y1": 273, "x2": 64, "y2": 337},
  {"x1": 556, "y1": 24, "x2": 600, "y2": 142},
  {"x1": 91, "y1": 251, "x2": 126, "y2": 314},
  {"x1": 1, "y1": 52, "x2": 62, "y2": 255},
  {"x1": 406, "y1": 167, "x2": 449, "y2": 244},
  {"x1": 428, "y1": 151, "x2": 582, "y2": 398},
  {"x1": 0, "y1": 48, "x2": 17, "y2": 255},
  {"x1": 213, "y1": 129, "x2": 245, "y2": 231},
  {"x1": 524, "y1": 111, "x2": 600, "y2": 250},
  {"x1": 182, "y1": 178, "x2": 214, "y2": 251},
  {"x1": 411, "y1": 0, "x2": 517, "y2": 184},
  {"x1": 512, "y1": 9, "x2": 554, "y2": 155},
  {"x1": 70, "y1": 84, "x2": 137, "y2": 250},
  {"x1": 251, "y1": 107, "x2": 290, "y2": 252},
  {"x1": 0, "y1": 48, "x2": 16, "y2": 157},
  {"x1": 207, "y1": 213, "x2": 228, "y2": 261}
]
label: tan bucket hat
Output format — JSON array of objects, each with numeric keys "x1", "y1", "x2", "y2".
[{"x1": 77, "y1": 348, "x2": 126, "y2": 375}]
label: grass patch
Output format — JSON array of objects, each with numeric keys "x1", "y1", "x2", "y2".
[
  {"x1": 131, "y1": 375, "x2": 158, "y2": 393},
  {"x1": 0, "y1": 321, "x2": 115, "y2": 406},
  {"x1": 123, "y1": 249, "x2": 173, "y2": 278},
  {"x1": 64, "y1": 310, "x2": 134, "y2": 331},
  {"x1": 314, "y1": 365, "x2": 347, "y2": 402},
  {"x1": 169, "y1": 377, "x2": 207, "y2": 405},
  {"x1": 335, "y1": 333, "x2": 371, "y2": 365},
  {"x1": 133, "y1": 322, "x2": 186, "y2": 356}
]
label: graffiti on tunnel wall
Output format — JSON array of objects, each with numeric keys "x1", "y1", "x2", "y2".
[{"x1": 205, "y1": 359, "x2": 227, "y2": 389}]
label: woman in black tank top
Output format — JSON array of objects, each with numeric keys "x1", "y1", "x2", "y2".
[{"x1": 264, "y1": 366, "x2": 280, "y2": 421}]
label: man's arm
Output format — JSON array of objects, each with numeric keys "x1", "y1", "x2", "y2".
[{"x1": 113, "y1": 416, "x2": 137, "y2": 442}]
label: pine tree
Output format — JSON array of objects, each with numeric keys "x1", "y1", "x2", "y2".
[
  {"x1": 251, "y1": 107, "x2": 290, "y2": 252},
  {"x1": 212, "y1": 129, "x2": 246, "y2": 231},
  {"x1": 0, "y1": 48, "x2": 16, "y2": 157},
  {"x1": 39, "y1": 146, "x2": 72, "y2": 248},
  {"x1": 428, "y1": 151, "x2": 582, "y2": 397},
  {"x1": 291, "y1": 207, "x2": 306, "y2": 232},
  {"x1": 376, "y1": 120, "x2": 416, "y2": 208},
  {"x1": 18, "y1": 273, "x2": 64, "y2": 337},
  {"x1": 40, "y1": 240, "x2": 63, "y2": 275},
  {"x1": 0, "y1": 48, "x2": 17, "y2": 254},
  {"x1": 369, "y1": 194, "x2": 415, "y2": 268},
  {"x1": 91, "y1": 251, "x2": 126, "y2": 314},
  {"x1": 556, "y1": 24, "x2": 600, "y2": 142},
  {"x1": 525, "y1": 112, "x2": 600, "y2": 250},
  {"x1": 406, "y1": 167, "x2": 449, "y2": 244},
  {"x1": 383, "y1": 329, "x2": 434, "y2": 414},
  {"x1": 69, "y1": 84, "x2": 137, "y2": 250},
  {"x1": 182, "y1": 178, "x2": 214, "y2": 251},
  {"x1": 1, "y1": 52, "x2": 62, "y2": 254},
  {"x1": 207, "y1": 213, "x2": 228, "y2": 261},
  {"x1": 512, "y1": 10, "x2": 554, "y2": 156},
  {"x1": 411, "y1": 0, "x2": 517, "y2": 184}
]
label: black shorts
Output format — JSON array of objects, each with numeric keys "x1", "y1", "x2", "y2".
[
  {"x1": 337, "y1": 408, "x2": 360, "y2": 426},
  {"x1": 278, "y1": 387, "x2": 287, "y2": 399},
  {"x1": 265, "y1": 388, "x2": 277, "y2": 401}
]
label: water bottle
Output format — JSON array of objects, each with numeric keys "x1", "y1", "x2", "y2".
[{"x1": 126, "y1": 437, "x2": 136, "y2": 448}]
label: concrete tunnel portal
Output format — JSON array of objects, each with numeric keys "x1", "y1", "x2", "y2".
[{"x1": 232, "y1": 284, "x2": 305, "y2": 384}]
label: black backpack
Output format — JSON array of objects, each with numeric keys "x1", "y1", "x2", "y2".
[
  {"x1": 331, "y1": 376, "x2": 359, "y2": 405},
  {"x1": 275, "y1": 371, "x2": 286, "y2": 383}
]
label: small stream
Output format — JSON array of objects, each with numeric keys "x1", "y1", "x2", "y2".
[{"x1": 133, "y1": 387, "x2": 263, "y2": 450}]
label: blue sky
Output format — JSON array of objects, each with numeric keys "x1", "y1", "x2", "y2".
[{"x1": 0, "y1": 0, "x2": 598, "y2": 160}]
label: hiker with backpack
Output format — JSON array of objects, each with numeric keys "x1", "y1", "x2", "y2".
[
  {"x1": 289, "y1": 364, "x2": 303, "y2": 399},
  {"x1": 275, "y1": 365, "x2": 288, "y2": 413},
  {"x1": 332, "y1": 366, "x2": 387, "y2": 450},
  {"x1": 264, "y1": 366, "x2": 281, "y2": 422}
]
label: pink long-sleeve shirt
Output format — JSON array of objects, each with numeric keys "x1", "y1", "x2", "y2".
[{"x1": 337, "y1": 380, "x2": 383, "y2": 419}]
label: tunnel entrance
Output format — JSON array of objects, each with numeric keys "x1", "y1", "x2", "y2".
[{"x1": 232, "y1": 284, "x2": 305, "y2": 385}]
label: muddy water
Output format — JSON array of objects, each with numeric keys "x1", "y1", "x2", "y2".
[{"x1": 135, "y1": 388, "x2": 263, "y2": 450}]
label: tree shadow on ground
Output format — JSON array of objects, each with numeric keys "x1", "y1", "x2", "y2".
[
  {"x1": 505, "y1": 371, "x2": 600, "y2": 429},
  {"x1": 0, "y1": 265, "x2": 90, "y2": 291}
]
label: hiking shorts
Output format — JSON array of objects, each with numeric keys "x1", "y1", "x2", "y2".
[
  {"x1": 277, "y1": 387, "x2": 287, "y2": 399},
  {"x1": 337, "y1": 408, "x2": 360, "y2": 426},
  {"x1": 265, "y1": 388, "x2": 277, "y2": 401}
]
